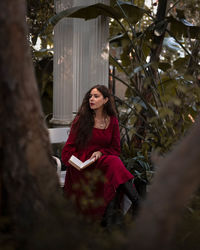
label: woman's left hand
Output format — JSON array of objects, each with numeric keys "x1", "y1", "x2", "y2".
[{"x1": 90, "y1": 151, "x2": 102, "y2": 161}]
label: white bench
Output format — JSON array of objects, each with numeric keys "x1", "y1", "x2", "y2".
[
  {"x1": 48, "y1": 127, "x2": 70, "y2": 144},
  {"x1": 49, "y1": 127, "x2": 70, "y2": 187}
]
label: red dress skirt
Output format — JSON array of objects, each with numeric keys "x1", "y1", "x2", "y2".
[{"x1": 61, "y1": 116, "x2": 133, "y2": 220}]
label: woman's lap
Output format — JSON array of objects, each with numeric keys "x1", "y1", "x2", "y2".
[{"x1": 64, "y1": 155, "x2": 133, "y2": 218}]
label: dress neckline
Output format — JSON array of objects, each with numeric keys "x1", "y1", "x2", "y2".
[{"x1": 93, "y1": 116, "x2": 112, "y2": 130}]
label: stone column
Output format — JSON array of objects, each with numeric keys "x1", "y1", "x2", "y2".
[
  {"x1": 72, "y1": 0, "x2": 110, "y2": 113},
  {"x1": 52, "y1": 0, "x2": 110, "y2": 122},
  {"x1": 51, "y1": 0, "x2": 74, "y2": 125}
]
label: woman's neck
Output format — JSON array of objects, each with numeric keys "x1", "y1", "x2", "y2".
[
  {"x1": 94, "y1": 109, "x2": 105, "y2": 119},
  {"x1": 94, "y1": 110, "x2": 109, "y2": 129}
]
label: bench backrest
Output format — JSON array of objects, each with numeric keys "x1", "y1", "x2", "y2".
[
  {"x1": 48, "y1": 127, "x2": 70, "y2": 187},
  {"x1": 48, "y1": 127, "x2": 70, "y2": 144}
]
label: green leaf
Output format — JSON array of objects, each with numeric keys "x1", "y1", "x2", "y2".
[
  {"x1": 120, "y1": 47, "x2": 131, "y2": 67},
  {"x1": 141, "y1": 42, "x2": 151, "y2": 59},
  {"x1": 183, "y1": 74, "x2": 195, "y2": 82},
  {"x1": 167, "y1": 16, "x2": 200, "y2": 39},
  {"x1": 176, "y1": 9, "x2": 185, "y2": 19},
  {"x1": 177, "y1": 85, "x2": 187, "y2": 93},
  {"x1": 158, "y1": 107, "x2": 174, "y2": 119},
  {"x1": 159, "y1": 77, "x2": 178, "y2": 96},
  {"x1": 115, "y1": 1, "x2": 146, "y2": 25},
  {"x1": 158, "y1": 62, "x2": 171, "y2": 71},
  {"x1": 48, "y1": 3, "x2": 123, "y2": 26},
  {"x1": 132, "y1": 96, "x2": 147, "y2": 110},
  {"x1": 130, "y1": 62, "x2": 152, "y2": 77},
  {"x1": 161, "y1": 95, "x2": 181, "y2": 106},
  {"x1": 173, "y1": 56, "x2": 189, "y2": 72},
  {"x1": 109, "y1": 54, "x2": 124, "y2": 72},
  {"x1": 134, "y1": 103, "x2": 142, "y2": 113},
  {"x1": 109, "y1": 33, "x2": 126, "y2": 45}
]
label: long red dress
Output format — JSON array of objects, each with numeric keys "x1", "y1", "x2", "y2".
[{"x1": 61, "y1": 116, "x2": 133, "y2": 220}]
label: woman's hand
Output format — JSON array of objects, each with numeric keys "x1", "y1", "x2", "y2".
[{"x1": 90, "y1": 151, "x2": 102, "y2": 161}]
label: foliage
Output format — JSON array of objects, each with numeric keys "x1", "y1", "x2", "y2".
[
  {"x1": 29, "y1": 0, "x2": 200, "y2": 189},
  {"x1": 34, "y1": 55, "x2": 53, "y2": 115},
  {"x1": 107, "y1": 0, "x2": 200, "y2": 187},
  {"x1": 27, "y1": 0, "x2": 54, "y2": 115},
  {"x1": 27, "y1": 0, "x2": 54, "y2": 48}
]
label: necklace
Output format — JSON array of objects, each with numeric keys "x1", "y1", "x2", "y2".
[{"x1": 95, "y1": 117, "x2": 108, "y2": 129}]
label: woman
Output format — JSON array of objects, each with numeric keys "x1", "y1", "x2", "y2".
[{"x1": 61, "y1": 85, "x2": 139, "y2": 223}]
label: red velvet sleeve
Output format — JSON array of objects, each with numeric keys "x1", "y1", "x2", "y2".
[
  {"x1": 61, "y1": 124, "x2": 77, "y2": 166},
  {"x1": 99, "y1": 117, "x2": 121, "y2": 156}
]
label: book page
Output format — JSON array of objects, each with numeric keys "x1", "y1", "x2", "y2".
[
  {"x1": 70, "y1": 155, "x2": 83, "y2": 167},
  {"x1": 69, "y1": 155, "x2": 96, "y2": 170},
  {"x1": 82, "y1": 158, "x2": 95, "y2": 167}
]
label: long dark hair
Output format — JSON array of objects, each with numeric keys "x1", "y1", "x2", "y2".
[{"x1": 72, "y1": 84, "x2": 117, "y2": 149}]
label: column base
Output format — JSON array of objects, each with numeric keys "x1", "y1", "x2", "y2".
[{"x1": 50, "y1": 117, "x2": 72, "y2": 126}]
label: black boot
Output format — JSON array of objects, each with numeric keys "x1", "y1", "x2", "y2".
[
  {"x1": 101, "y1": 190, "x2": 123, "y2": 231},
  {"x1": 120, "y1": 179, "x2": 140, "y2": 217}
]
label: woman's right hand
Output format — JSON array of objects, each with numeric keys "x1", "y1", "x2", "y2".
[{"x1": 90, "y1": 151, "x2": 102, "y2": 161}]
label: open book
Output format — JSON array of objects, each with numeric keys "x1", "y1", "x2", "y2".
[{"x1": 68, "y1": 155, "x2": 95, "y2": 171}]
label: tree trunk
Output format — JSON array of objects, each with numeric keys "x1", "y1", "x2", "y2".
[
  {"x1": 125, "y1": 116, "x2": 200, "y2": 250},
  {"x1": 0, "y1": 2, "x2": 102, "y2": 250},
  {"x1": 150, "y1": 0, "x2": 168, "y2": 62},
  {"x1": 0, "y1": 0, "x2": 64, "y2": 246}
]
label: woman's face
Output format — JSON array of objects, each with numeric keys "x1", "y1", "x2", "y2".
[{"x1": 89, "y1": 88, "x2": 108, "y2": 111}]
